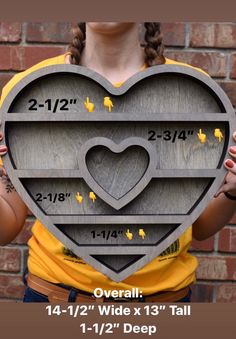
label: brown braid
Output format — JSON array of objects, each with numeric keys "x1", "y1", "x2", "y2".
[
  {"x1": 143, "y1": 22, "x2": 165, "y2": 66},
  {"x1": 68, "y1": 22, "x2": 86, "y2": 65}
]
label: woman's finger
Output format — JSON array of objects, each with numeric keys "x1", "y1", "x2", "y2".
[
  {"x1": 0, "y1": 120, "x2": 3, "y2": 141},
  {"x1": 214, "y1": 182, "x2": 236, "y2": 197},
  {"x1": 233, "y1": 131, "x2": 236, "y2": 142},
  {"x1": 0, "y1": 167, "x2": 6, "y2": 177},
  {"x1": 0, "y1": 120, "x2": 2, "y2": 141},
  {"x1": 0, "y1": 145, "x2": 7, "y2": 156},
  {"x1": 228, "y1": 146, "x2": 236, "y2": 161},
  {"x1": 224, "y1": 159, "x2": 236, "y2": 174}
]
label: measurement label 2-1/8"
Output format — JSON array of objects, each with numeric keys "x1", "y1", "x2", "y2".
[{"x1": 35, "y1": 193, "x2": 71, "y2": 203}]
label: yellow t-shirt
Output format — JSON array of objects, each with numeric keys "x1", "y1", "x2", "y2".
[{"x1": 0, "y1": 54, "x2": 206, "y2": 294}]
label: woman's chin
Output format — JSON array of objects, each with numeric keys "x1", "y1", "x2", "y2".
[{"x1": 86, "y1": 22, "x2": 138, "y2": 35}]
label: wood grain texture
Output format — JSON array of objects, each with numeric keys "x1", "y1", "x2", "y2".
[
  {"x1": 7, "y1": 122, "x2": 225, "y2": 170},
  {"x1": 56, "y1": 224, "x2": 177, "y2": 246},
  {"x1": 1, "y1": 64, "x2": 235, "y2": 281},
  {"x1": 22, "y1": 178, "x2": 211, "y2": 215},
  {"x1": 9, "y1": 73, "x2": 222, "y2": 114}
]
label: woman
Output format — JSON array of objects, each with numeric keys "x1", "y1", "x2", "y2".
[{"x1": 1, "y1": 22, "x2": 236, "y2": 302}]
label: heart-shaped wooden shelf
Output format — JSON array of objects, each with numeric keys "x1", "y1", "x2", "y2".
[{"x1": 1, "y1": 64, "x2": 235, "y2": 281}]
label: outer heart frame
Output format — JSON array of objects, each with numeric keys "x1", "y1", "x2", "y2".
[{"x1": 1, "y1": 64, "x2": 235, "y2": 282}]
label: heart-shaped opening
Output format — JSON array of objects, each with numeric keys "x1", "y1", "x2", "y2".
[
  {"x1": 78, "y1": 137, "x2": 157, "y2": 210},
  {"x1": 86, "y1": 145, "x2": 149, "y2": 199}
]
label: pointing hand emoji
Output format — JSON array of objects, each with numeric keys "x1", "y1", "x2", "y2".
[
  {"x1": 139, "y1": 229, "x2": 146, "y2": 240},
  {"x1": 214, "y1": 128, "x2": 223, "y2": 142},
  {"x1": 84, "y1": 97, "x2": 95, "y2": 112},
  {"x1": 89, "y1": 191, "x2": 96, "y2": 202},
  {"x1": 75, "y1": 192, "x2": 83, "y2": 204},
  {"x1": 104, "y1": 97, "x2": 114, "y2": 112},
  {"x1": 197, "y1": 129, "x2": 207, "y2": 143},
  {"x1": 125, "y1": 229, "x2": 133, "y2": 241}
]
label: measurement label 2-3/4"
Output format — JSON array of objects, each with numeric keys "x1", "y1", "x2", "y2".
[
  {"x1": 35, "y1": 193, "x2": 71, "y2": 203},
  {"x1": 148, "y1": 130, "x2": 194, "y2": 142},
  {"x1": 28, "y1": 99, "x2": 77, "y2": 112}
]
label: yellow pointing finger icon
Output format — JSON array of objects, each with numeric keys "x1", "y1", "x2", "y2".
[
  {"x1": 84, "y1": 97, "x2": 95, "y2": 112},
  {"x1": 104, "y1": 97, "x2": 114, "y2": 112},
  {"x1": 89, "y1": 191, "x2": 96, "y2": 202},
  {"x1": 75, "y1": 192, "x2": 83, "y2": 204},
  {"x1": 125, "y1": 229, "x2": 133, "y2": 241},
  {"x1": 139, "y1": 229, "x2": 146, "y2": 239},
  {"x1": 197, "y1": 129, "x2": 207, "y2": 143},
  {"x1": 214, "y1": 128, "x2": 223, "y2": 142}
]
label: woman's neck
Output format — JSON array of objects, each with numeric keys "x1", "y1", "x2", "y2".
[{"x1": 79, "y1": 24, "x2": 145, "y2": 84}]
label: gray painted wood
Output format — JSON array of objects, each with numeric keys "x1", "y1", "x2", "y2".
[
  {"x1": 56, "y1": 224, "x2": 176, "y2": 246},
  {"x1": 22, "y1": 178, "x2": 210, "y2": 215},
  {"x1": 7, "y1": 122, "x2": 225, "y2": 170},
  {"x1": 1, "y1": 64, "x2": 235, "y2": 282}
]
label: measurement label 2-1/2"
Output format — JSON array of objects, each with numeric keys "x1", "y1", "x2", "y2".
[{"x1": 28, "y1": 99, "x2": 77, "y2": 112}]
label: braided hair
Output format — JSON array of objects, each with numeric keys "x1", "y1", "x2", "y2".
[
  {"x1": 68, "y1": 22, "x2": 165, "y2": 66},
  {"x1": 68, "y1": 22, "x2": 86, "y2": 65}
]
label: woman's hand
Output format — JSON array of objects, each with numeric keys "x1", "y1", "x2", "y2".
[
  {"x1": 0, "y1": 120, "x2": 7, "y2": 177},
  {"x1": 0, "y1": 120, "x2": 29, "y2": 245},
  {"x1": 193, "y1": 132, "x2": 236, "y2": 240},
  {"x1": 0, "y1": 120, "x2": 8, "y2": 177},
  {"x1": 215, "y1": 132, "x2": 236, "y2": 197}
]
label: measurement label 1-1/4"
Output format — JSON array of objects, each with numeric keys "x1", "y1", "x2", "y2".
[{"x1": 91, "y1": 230, "x2": 123, "y2": 240}]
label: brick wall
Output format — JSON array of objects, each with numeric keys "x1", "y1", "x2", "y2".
[{"x1": 0, "y1": 22, "x2": 236, "y2": 302}]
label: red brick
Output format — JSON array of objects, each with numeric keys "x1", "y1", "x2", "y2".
[
  {"x1": 0, "y1": 275, "x2": 24, "y2": 299},
  {"x1": 196, "y1": 255, "x2": 236, "y2": 280},
  {"x1": 0, "y1": 73, "x2": 15, "y2": 92},
  {"x1": 0, "y1": 46, "x2": 66, "y2": 71},
  {"x1": 11, "y1": 46, "x2": 66, "y2": 71},
  {"x1": 191, "y1": 236, "x2": 214, "y2": 252},
  {"x1": 161, "y1": 22, "x2": 185, "y2": 47},
  {"x1": 216, "y1": 284, "x2": 236, "y2": 302},
  {"x1": 0, "y1": 248, "x2": 21, "y2": 272},
  {"x1": 165, "y1": 50, "x2": 226, "y2": 77},
  {"x1": 12, "y1": 219, "x2": 34, "y2": 245},
  {"x1": 191, "y1": 283, "x2": 214, "y2": 302},
  {"x1": 0, "y1": 46, "x2": 12, "y2": 70},
  {"x1": 219, "y1": 227, "x2": 236, "y2": 253},
  {"x1": 0, "y1": 23, "x2": 21, "y2": 42},
  {"x1": 190, "y1": 23, "x2": 236, "y2": 48},
  {"x1": 26, "y1": 22, "x2": 74, "y2": 43},
  {"x1": 230, "y1": 53, "x2": 236, "y2": 79},
  {"x1": 23, "y1": 249, "x2": 29, "y2": 272},
  {"x1": 218, "y1": 81, "x2": 236, "y2": 107}
]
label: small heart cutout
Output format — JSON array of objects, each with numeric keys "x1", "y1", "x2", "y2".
[{"x1": 79, "y1": 137, "x2": 157, "y2": 209}]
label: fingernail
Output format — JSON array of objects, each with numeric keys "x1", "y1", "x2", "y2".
[
  {"x1": 230, "y1": 147, "x2": 236, "y2": 154},
  {"x1": 233, "y1": 132, "x2": 236, "y2": 139},
  {"x1": 225, "y1": 160, "x2": 234, "y2": 168},
  {"x1": 0, "y1": 146, "x2": 7, "y2": 152}
]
